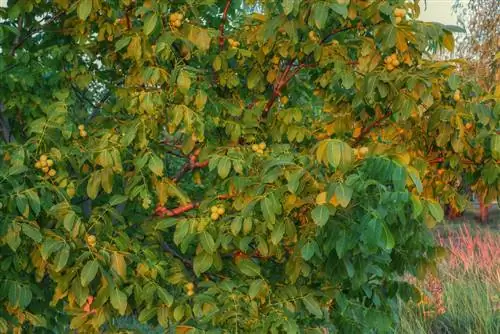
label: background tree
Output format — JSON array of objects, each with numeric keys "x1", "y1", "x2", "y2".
[{"x1": 0, "y1": 0, "x2": 498, "y2": 333}]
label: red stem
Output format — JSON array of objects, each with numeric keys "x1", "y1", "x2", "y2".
[
  {"x1": 219, "y1": 0, "x2": 232, "y2": 51},
  {"x1": 353, "y1": 109, "x2": 394, "y2": 145}
]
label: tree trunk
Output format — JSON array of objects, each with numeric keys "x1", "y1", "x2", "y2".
[{"x1": 479, "y1": 198, "x2": 489, "y2": 224}]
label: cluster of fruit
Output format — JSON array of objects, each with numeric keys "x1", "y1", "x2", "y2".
[
  {"x1": 210, "y1": 205, "x2": 225, "y2": 221},
  {"x1": 251, "y1": 142, "x2": 267, "y2": 155},
  {"x1": 185, "y1": 282, "x2": 195, "y2": 296},
  {"x1": 394, "y1": 8, "x2": 406, "y2": 24},
  {"x1": 453, "y1": 89, "x2": 461, "y2": 102},
  {"x1": 384, "y1": 53, "x2": 400, "y2": 71},
  {"x1": 308, "y1": 30, "x2": 320, "y2": 42},
  {"x1": 34, "y1": 154, "x2": 57, "y2": 177},
  {"x1": 169, "y1": 12, "x2": 183, "y2": 28},
  {"x1": 78, "y1": 124, "x2": 88, "y2": 137},
  {"x1": 87, "y1": 234, "x2": 97, "y2": 247},
  {"x1": 353, "y1": 146, "x2": 369, "y2": 159},
  {"x1": 227, "y1": 38, "x2": 240, "y2": 48}
]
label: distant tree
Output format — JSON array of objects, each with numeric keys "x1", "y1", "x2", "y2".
[{"x1": 453, "y1": 0, "x2": 499, "y2": 91}]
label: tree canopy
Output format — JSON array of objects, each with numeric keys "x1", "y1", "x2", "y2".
[{"x1": 0, "y1": 0, "x2": 498, "y2": 332}]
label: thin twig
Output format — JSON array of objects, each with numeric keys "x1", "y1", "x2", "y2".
[{"x1": 219, "y1": 0, "x2": 233, "y2": 51}]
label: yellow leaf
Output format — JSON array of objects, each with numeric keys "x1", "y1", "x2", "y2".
[
  {"x1": 315, "y1": 192, "x2": 327, "y2": 205},
  {"x1": 396, "y1": 31, "x2": 408, "y2": 52},
  {"x1": 443, "y1": 32, "x2": 454, "y2": 52},
  {"x1": 111, "y1": 252, "x2": 127, "y2": 279},
  {"x1": 330, "y1": 195, "x2": 339, "y2": 207}
]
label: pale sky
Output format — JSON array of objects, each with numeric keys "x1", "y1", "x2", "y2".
[{"x1": 418, "y1": 0, "x2": 460, "y2": 25}]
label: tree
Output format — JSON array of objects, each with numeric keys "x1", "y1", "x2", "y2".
[{"x1": 0, "y1": 0, "x2": 498, "y2": 332}]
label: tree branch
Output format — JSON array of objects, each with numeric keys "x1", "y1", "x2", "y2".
[
  {"x1": 155, "y1": 202, "x2": 200, "y2": 217},
  {"x1": 219, "y1": 0, "x2": 233, "y2": 51},
  {"x1": 353, "y1": 109, "x2": 394, "y2": 145},
  {"x1": 172, "y1": 148, "x2": 208, "y2": 183}
]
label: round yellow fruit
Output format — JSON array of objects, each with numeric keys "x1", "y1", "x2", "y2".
[
  {"x1": 40, "y1": 160, "x2": 48, "y2": 167},
  {"x1": 384, "y1": 56, "x2": 392, "y2": 64},
  {"x1": 39, "y1": 155, "x2": 48, "y2": 161},
  {"x1": 217, "y1": 207, "x2": 225, "y2": 215},
  {"x1": 395, "y1": 17, "x2": 402, "y2": 24},
  {"x1": 465, "y1": 123, "x2": 472, "y2": 130},
  {"x1": 80, "y1": 130, "x2": 88, "y2": 137},
  {"x1": 251, "y1": 144, "x2": 259, "y2": 151},
  {"x1": 259, "y1": 142, "x2": 266, "y2": 150},
  {"x1": 392, "y1": 59, "x2": 400, "y2": 67},
  {"x1": 280, "y1": 96, "x2": 289, "y2": 104},
  {"x1": 257, "y1": 149, "x2": 264, "y2": 154},
  {"x1": 386, "y1": 64, "x2": 395, "y2": 71},
  {"x1": 185, "y1": 282, "x2": 195, "y2": 291},
  {"x1": 210, "y1": 212, "x2": 220, "y2": 221},
  {"x1": 211, "y1": 206, "x2": 218, "y2": 213},
  {"x1": 67, "y1": 187, "x2": 76, "y2": 197},
  {"x1": 187, "y1": 290, "x2": 194, "y2": 296},
  {"x1": 359, "y1": 147, "x2": 369, "y2": 155},
  {"x1": 47, "y1": 159, "x2": 54, "y2": 167},
  {"x1": 48, "y1": 169, "x2": 56, "y2": 177},
  {"x1": 394, "y1": 8, "x2": 406, "y2": 17},
  {"x1": 78, "y1": 124, "x2": 85, "y2": 130},
  {"x1": 42, "y1": 167, "x2": 49, "y2": 173},
  {"x1": 174, "y1": 19, "x2": 182, "y2": 27},
  {"x1": 34, "y1": 161, "x2": 42, "y2": 169},
  {"x1": 87, "y1": 235, "x2": 96, "y2": 247}
]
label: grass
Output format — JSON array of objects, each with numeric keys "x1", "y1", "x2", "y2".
[{"x1": 397, "y1": 223, "x2": 500, "y2": 334}]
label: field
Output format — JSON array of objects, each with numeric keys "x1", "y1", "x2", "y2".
[{"x1": 397, "y1": 217, "x2": 499, "y2": 334}]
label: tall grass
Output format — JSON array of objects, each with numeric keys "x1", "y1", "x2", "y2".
[{"x1": 397, "y1": 224, "x2": 500, "y2": 334}]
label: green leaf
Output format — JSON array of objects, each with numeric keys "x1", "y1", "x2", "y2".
[
  {"x1": 80, "y1": 260, "x2": 99, "y2": 287},
  {"x1": 301, "y1": 241, "x2": 315, "y2": 260},
  {"x1": 16, "y1": 194, "x2": 28, "y2": 217},
  {"x1": 177, "y1": 71, "x2": 191, "y2": 94},
  {"x1": 282, "y1": 0, "x2": 295, "y2": 15},
  {"x1": 87, "y1": 171, "x2": 101, "y2": 200},
  {"x1": 311, "y1": 205, "x2": 329, "y2": 226},
  {"x1": 21, "y1": 223, "x2": 42, "y2": 243},
  {"x1": 381, "y1": 223, "x2": 395, "y2": 250},
  {"x1": 407, "y1": 167, "x2": 423, "y2": 193},
  {"x1": 199, "y1": 231, "x2": 216, "y2": 253},
  {"x1": 109, "y1": 195, "x2": 128, "y2": 206},
  {"x1": 157, "y1": 287, "x2": 174, "y2": 307},
  {"x1": 77, "y1": 0, "x2": 92, "y2": 20},
  {"x1": 148, "y1": 154, "x2": 164, "y2": 176},
  {"x1": 260, "y1": 197, "x2": 276, "y2": 225},
  {"x1": 115, "y1": 36, "x2": 132, "y2": 52},
  {"x1": 143, "y1": 13, "x2": 158, "y2": 35},
  {"x1": 491, "y1": 134, "x2": 500, "y2": 160},
  {"x1": 231, "y1": 217, "x2": 242, "y2": 236},
  {"x1": 427, "y1": 200, "x2": 444, "y2": 222},
  {"x1": 138, "y1": 307, "x2": 157, "y2": 323},
  {"x1": 110, "y1": 288, "x2": 128, "y2": 315},
  {"x1": 217, "y1": 157, "x2": 231, "y2": 179},
  {"x1": 303, "y1": 295, "x2": 323, "y2": 318},
  {"x1": 270, "y1": 221, "x2": 285, "y2": 245},
  {"x1": 54, "y1": 246, "x2": 70, "y2": 272},
  {"x1": 312, "y1": 2, "x2": 328, "y2": 29},
  {"x1": 335, "y1": 184, "x2": 353, "y2": 208},
  {"x1": 25, "y1": 189, "x2": 40, "y2": 216},
  {"x1": 40, "y1": 239, "x2": 64, "y2": 260},
  {"x1": 236, "y1": 258, "x2": 261, "y2": 277},
  {"x1": 248, "y1": 279, "x2": 266, "y2": 299},
  {"x1": 193, "y1": 252, "x2": 213, "y2": 276},
  {"x1": 9, "y1": 283, "x2": 32, "y2": 310}
]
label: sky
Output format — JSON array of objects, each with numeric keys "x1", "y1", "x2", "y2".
[{"x1": 418, "y1": 0, "x2": 460, "y2": 25}]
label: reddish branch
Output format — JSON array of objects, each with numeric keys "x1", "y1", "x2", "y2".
[
  {"x1": 219, "y1": 0, "x2": 233, "y2": 50},
  {"x1": 155, "y1": 202, "x2": 200, "y2": 217},
  {"x1": 172, "y1": 148, "x2": 208, "y2": 183},
  {"x1": 353, "y1": 109, "x2": 394, "y2": 145}
]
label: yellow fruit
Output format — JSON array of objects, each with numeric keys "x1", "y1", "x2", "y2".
[
  {"x1": 251, "y1": 144, "x2": 259, "y2": 151},
  {"x1": 211, "y1": 206, "x2": 218, "y2": 213},
  {"x1": 78, "y1": 124, "x2": 85, "y2": 130},
  {"x1": 40, "y1": 160, "x2": 48, "y2": 167},
  {"x1": 395, "y1": 17, "x2": 402, "y2": 24},
  {"x1": 394, "y1": 8, "x2": 406, "y2": 17},
  {"x1": 187, "y1": 290, "x2": 194, "y2": 296},
  {"x1": 384, "y1": 56, "x2": 392, "y2": 64},
  {"x1": 185, "y1": 282, "x2": 195, "y2": 291},
  {"x1": 353, "y1": 148, "x2": 359, "y2": 156},
  {"x1": 386, "y1": 64, "x2": 395, "y2": 71},
  {"x1": 67, "y1": 187, "x2": 76, "y2": 197},
  {"x1": 40, "y1": 155, "x2": 48, "y2": 161},
  {"x1": 47, "y1": 159, "x2": 54, "y2": 167},
  {"x1": 217, "y1": 207, "x2": 225, "y2": 215},
  {"x1": 259, "y1": 142, "x2": 266, "y2": 150},
  {"x1": 392, "y1": 59, "x2": 400, "y2": 67},
  {"x1": 359, "y1": 147, "x2": 369, "y2": 155},
  {"x1": 390, "y1": 54, "x2": 398, "y2": 61},
  {"x1": 34, "y1": 161, "x2": 42, "y2": 169},
  {"x1": 177, "y1": 13, "x2": 184, "y2": 20},
  {"x1": 437, "y1": 169, "x2": 445, "y2": 176},
  {"x1": 80, "y1": 130, "x2": 88, "y2": 137},
  {"x1": 257, "y1": 149, "x2": 264, "y2": 154},
  {"x1": 465, "y1": 123, "x2": 472, "y2": 130},
  {"x1": 353, "y1": 127, "x2": 362, "y2": 138},
  {"x1": 48, "y1": 169, "x2": 56, "y2": 177},
  {"x1": 210, "y1": 212, "x2": 220, "y2": 221},
  {"x1": 87, "y1": 235, "x2": 96, "y2": 247},
  {"x1": 174, "y1": 19, "x2": 182, "y2": 27},
  {"x1": 42, "y1": 167, "x2": 49, "y2": 173},
  {"x1": 280, "y1": 96, "x2": 289, "y2": 104}
]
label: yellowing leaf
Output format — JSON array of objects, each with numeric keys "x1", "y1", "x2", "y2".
[
  {"x1": 396, "y1": 31, "x2": 408, "y2": 52},
  {"x1": 315, "y1": 192, "x2": 327, "y2": 205},
  {"x1": 177, "y1": 71, "x2": 191, "y2": 94},
  {"x1": 111, "y1": 252, "x2": 127, "y2": 279},
  {"x1": 352, "y1": 127, "x2": 362, "y2": 138},
  {"x1": 443, "y1": 31, "x2": 455, "y2": 52},
  {"x1": 77, "y1": 0, "x2": 92, "y2": 20}
]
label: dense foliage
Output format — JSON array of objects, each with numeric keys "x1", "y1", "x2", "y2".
[{"x1": 0, "y1": 0, "x2": 498, "y2": 332}]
